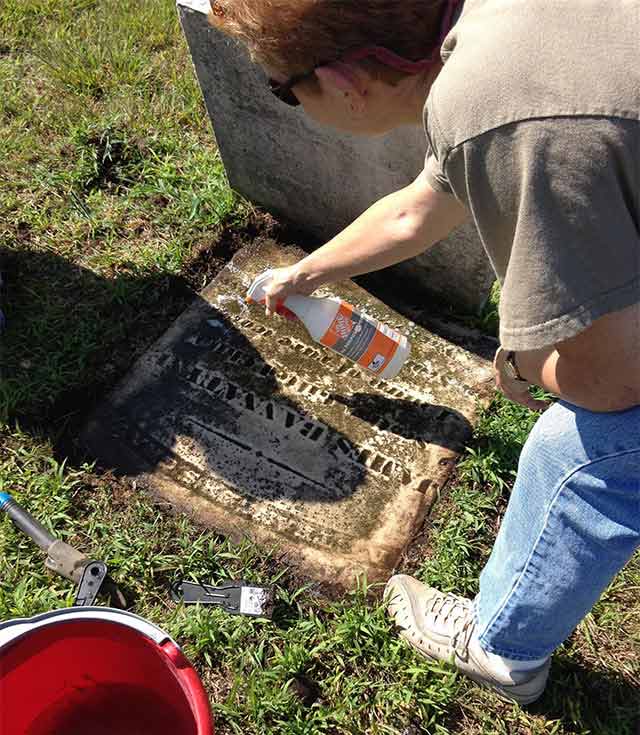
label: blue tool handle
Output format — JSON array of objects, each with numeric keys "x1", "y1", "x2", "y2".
[{"x1": 0, "y1": 493, "x2": 57, "y2": 551}]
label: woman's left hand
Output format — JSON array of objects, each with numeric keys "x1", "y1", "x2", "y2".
[{"x1": 494, "y1": 347, "x2": 549, "y2": 411}]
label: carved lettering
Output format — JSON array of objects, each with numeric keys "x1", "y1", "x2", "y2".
[
  {"x1": 168, "y1": 359, "x2": 416, "y2": 487},
  {"x1": 218, "y1": 327, "x2": 407, "y2": 399},
  {"x1": 208, "y1": 375, "x2": 222, "y2": 391},
  {"x1": 175, "y1": 322, "x2": 419, "y2": 488},
  {"x1": 358, "y1": 449, "x2": 371, "y2": 465},
  {"x1": 181, "y1": 316, "x2": 433, "y2": 407},
  {"x1": 299, "y1": 422, "x2": 325, "y2": 443},
  {"x1": 370, "y1": 454, "x2": 385, "y2": 472},
  {"x1": 381, "y1": 460, "x2": 393, "y2": 477},
  {"x1": 336, "y1": 437, "x2": 351, "y2": 455},
  {"x1": 211, "y1": 382, "x2": 227, "y2": 399},
  {"x1": 293, "y1": 420, "x2": 315, "y2": 438}
]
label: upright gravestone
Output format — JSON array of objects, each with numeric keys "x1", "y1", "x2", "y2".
[
  {"x1": 82, "y1": 240, "x2": 493, "y2": 589},
  {"x1": 177, "y1": 0, "x2": 495, "y2": 314}
]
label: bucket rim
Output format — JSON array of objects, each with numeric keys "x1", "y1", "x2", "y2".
[{"x1": 0, "y1": 606, "x2": 174, "y2": 650}]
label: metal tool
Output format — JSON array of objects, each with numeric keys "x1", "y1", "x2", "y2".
[
  {"x1": 73, "y1": 560, "x2": 109, "y2": 607},
  {"x1": 171, "y1": 580, "x2": 274, "y2": 618},
  {"x1": 0, "y1": 492, "x2": 126, "y2": 608}
]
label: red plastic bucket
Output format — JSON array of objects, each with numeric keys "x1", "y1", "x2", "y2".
[{"x1": 0, "y1": 607, "x2": 214, "y2": 735}]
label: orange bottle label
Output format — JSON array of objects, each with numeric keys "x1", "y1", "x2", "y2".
[{"x1": 319, "y1": 302, "x2": 400, "y2": 374}]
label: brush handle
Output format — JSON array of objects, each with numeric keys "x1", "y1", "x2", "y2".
[{"x1": 0, "y1": 493, "x2": 57, "y2": 551}]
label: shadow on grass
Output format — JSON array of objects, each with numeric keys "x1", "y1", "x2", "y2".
[
  {"x1": 0, "y1": 246, "x2": 195, "y2": 433},
  {"x1": 0, "y1": 215, "x2": 266, "y2": 433},
  {"x1": 2, "y1": 244, "x2": 471, "y2": 512},
  {"x1": 532, "y1": 655, "x2": 640, "y2": 734},
  {"x1": 440, "y1": 654, "x2": 639, "y2": 735}
]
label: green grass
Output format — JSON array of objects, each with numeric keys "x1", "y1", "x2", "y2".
[
  {"x1": 1, "y1": 2, "x2": 638, "y2": 733},
  {"x1": 0, "y1": 0, "x2": 242, "y2": 423},
  {"x1": 2, "y1": 404, "x2": 638, "y2": 734}
]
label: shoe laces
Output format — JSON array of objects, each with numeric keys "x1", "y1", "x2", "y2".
[{"x1": 427, "y1": 593, "x2": 475, "y2": 658}]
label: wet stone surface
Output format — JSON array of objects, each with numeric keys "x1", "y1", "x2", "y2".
[{"x1": 82, "y1": 240, "x2": 493, "y2": 588}]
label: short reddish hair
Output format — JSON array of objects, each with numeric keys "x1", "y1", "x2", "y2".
[{"x1": 209, "y1": 0, "x2": 447, "y2": 77}]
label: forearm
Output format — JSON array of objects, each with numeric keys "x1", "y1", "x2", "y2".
[
  {"x1": 517, "y1": 347, "x2": 640, "y2": 412},
  {"x1": 292, "y1": 172, "x2": 467, "y2": 291}
]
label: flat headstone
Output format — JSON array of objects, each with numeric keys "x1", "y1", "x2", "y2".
[{"x1": 82, "y1": 240, "x2": 493, "y2": 588}]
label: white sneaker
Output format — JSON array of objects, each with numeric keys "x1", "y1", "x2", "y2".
[{"x1": 385, "y1": 574, "x2": 550, "y2": 705}]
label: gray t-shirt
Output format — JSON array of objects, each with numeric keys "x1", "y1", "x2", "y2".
[{"x1": 424, "y1": 0, "x2": 640, "y2": 350}]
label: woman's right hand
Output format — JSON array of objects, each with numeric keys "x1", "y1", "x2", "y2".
[{"x1": 263, "y1": 262, "x2": 317, "y2": 316}]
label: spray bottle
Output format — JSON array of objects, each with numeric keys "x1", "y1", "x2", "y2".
[{"x1": 246, "y1": 269, "x2": 410, "y2": 380}]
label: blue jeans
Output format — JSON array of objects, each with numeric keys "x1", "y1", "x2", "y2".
[{"x1": 475, "y1": 400, "x2": 640, "y2": 660}]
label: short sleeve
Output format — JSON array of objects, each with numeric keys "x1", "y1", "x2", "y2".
[
  {"x1": 423, "y1": 96, "x2": 454, "y2": 194},
  {"x1": 424, "y1": 147, "x2": 453, "y2": 194},
  {"x1": 444, "y1": 118, "x2": 640, "y2": 351}
]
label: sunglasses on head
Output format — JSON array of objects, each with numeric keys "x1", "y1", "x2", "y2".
[
  {"x1": 267, "y1": 44, "x2": 445, "y2": 107},
  {"x1": 268, "y1": 72, "x2": 311, "y2": 107}
]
